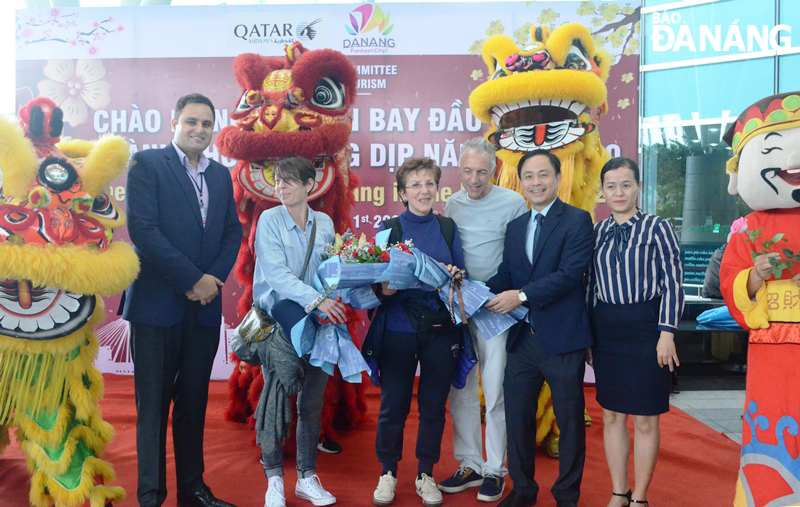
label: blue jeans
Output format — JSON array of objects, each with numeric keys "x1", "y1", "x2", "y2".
[{"x1": 261, "y1": 363, "x2": 329, "y2": 478}]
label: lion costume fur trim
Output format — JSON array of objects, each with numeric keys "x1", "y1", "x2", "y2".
[{"x1": 0, "y1": 241, "x2": 139, "y2": 296}]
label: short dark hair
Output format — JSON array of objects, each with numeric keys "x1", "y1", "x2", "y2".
[
  {"x1": 274, "y1": 155, "x2": 316, "y2": 186},
  {"x1": 600, "y1": 157, "x2": 640, "y2": 184},
  {"x1": 174, "y1": 93, "x2": 215, "y2": 121},
  {"x1": 517, "y1": 149, "x2": 561, "y2": 179}
]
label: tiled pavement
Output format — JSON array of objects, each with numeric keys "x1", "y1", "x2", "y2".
[{"x1": 669, "y1": 389, "x2": 746, "y2": 444}]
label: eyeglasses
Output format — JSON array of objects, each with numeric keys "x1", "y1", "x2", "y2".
[{"x1": 405, "y1": 182, "x2": 437, "y2": 191}]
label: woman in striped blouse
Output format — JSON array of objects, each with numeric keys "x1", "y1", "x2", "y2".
[{"x1": 589, "y1": 157, "x2": 684, "y2": 507}]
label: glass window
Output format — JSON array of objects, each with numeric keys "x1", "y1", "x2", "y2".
[
  {"x1": 643, "y1": 59, "x2": 774, "y2": 120},
  {"x1": 779, "y1": 54, "x2": 800, "y2": 94}
]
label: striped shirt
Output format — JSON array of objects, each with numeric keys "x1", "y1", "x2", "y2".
[{"x1": 590, "y1": 210, "x2": 684, "y2": 332}]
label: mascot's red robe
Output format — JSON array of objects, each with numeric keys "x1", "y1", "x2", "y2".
[{"x1": 720, "y1": 91, "x2": 800, "y2": 507}]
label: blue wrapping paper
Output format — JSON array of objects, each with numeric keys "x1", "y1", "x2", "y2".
[{"x1": 288, "y1": 245, "x2": 529, "y2": 383}]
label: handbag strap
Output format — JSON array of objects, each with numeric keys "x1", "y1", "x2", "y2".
[{"x1": 299, "y1": 216, "x2": 317, "y2": 280}]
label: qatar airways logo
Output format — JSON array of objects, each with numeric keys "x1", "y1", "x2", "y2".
[{"x1": 650, "y1": 12, "x2": 792, "y2": 52}]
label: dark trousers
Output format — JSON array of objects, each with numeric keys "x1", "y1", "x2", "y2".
[
  {"x1": 130, "y1": 306, "x2": 220, "y2": 507},
  {"x1": 376, "y1": 328, "x2": 460, "y2": 476},
  {"x1": 504, "y1": 326, "x2": 586, "y2": 503}
]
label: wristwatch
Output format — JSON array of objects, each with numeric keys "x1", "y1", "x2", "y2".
[{"x1": 518, "y1": 290, "x2": 527, "y2": 303}]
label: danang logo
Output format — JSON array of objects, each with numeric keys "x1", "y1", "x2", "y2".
[
  {"x1": 650, "y1": 12, "x2": 792, "y2": 52},
  {"x1": 342, "y1": 3, "x2": 395, "y2": 54},
  {"x1": 233, "y1": 18, "x2": 321, "y2": 44}
]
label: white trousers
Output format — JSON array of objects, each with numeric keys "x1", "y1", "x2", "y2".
[{"x1": 448, "y1": 320, "x2": 508, "y2": 477}]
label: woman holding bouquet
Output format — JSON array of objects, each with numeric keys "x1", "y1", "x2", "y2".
[
  {"x1": 253, "y1": 155, "x2": 347, "y2": 507},
  {"x1": 366, "y1": 157, "x2": 466, "y2": 507},
  {"x1": 588, "y1": 157, "x2": 684, "y2": 507}
]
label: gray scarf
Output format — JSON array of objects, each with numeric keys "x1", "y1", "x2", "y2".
[{"x1": 254, "y1": 327, "x2": 306, "y2": 454}]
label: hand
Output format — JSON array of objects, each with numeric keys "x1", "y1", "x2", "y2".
[
  {"x1": 318, "y1": 298, "x2": 348, "y2": 324},
  {"x1": 443, "y1": 264, "x2": 462, "y2": 277},
  {"x1": 191, "y1": 274, "x2": 222, "y2": 305},
  {"x1": 485, "y1": 290, "x2": 523, "y2": 314},
  {"x1": 656, "y1": 331, "x2": 680, "y2": 372},
  {"x1": 752, "y1": 252, "x2": 780, "y2": 282},
  {"x1": 380, "y1": 281, "x2": 397, "y2": 296},
  {"x1": 586, "y1": 347, "x2": 593, "y2": 366},
  {"x1": 747, "y1": 252, "x2": 780, "y2": 298}
]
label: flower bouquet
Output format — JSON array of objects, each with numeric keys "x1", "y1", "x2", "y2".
[{"x1": 288, "y1": 228, "x2": 527, "y2": 383}]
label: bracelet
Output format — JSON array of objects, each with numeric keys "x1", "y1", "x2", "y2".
[{"x1": 305, "y1": 293, "x2": 326, "y2": 313}]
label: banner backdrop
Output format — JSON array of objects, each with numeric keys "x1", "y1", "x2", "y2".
[{"x1": 14, "y1": 1, "x2": 641, "y2": 377}]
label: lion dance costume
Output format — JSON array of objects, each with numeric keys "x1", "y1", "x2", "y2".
[
  {"x1": 469, "y1": 22, "x2": 612, "y2": 453},
  {"x1": 0, "y1": 97, "x2": 138, "y2": 507},
  {"x1": 719, "y1": 91, "x2": 800, "y2": 507},
  {"x1": 217, "y1": 42, "x2": 367, "y2": 443}
]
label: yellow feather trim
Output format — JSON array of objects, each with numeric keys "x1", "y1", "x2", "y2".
[
  {"x1": 0, "y1": 116, "x2": 39, "y2": 198},
  {"x1": 21, "y1": 422, "x2": 110, "y2": 477},
  {"x1": 58, "y1": 135, "x2": 130, "y2": 198},
  {"x1": 470, "y1": 70, "x2": 608, "y2": 124},
  {"x1": 17, "y1": 403, "x2": 74, "y2": 448},
  {"x1": 0, "y1": 344, "x2": 72, "y2": 424},
  {"x1": 0, "y1": 306, "x2": 106, "y2": 424},
  {"x1": 732, "y1": 268, "x2": 770, "y2": 329},
  {"x1": 536, "y1": 409, "x2": 556, "y2": 444},
  {"x1": 546, "y1": 22, "x2": 598, "y2": 64},
  {"x1": 0, "y1": 241, "x2": 139, "y2": 296},
  {"x1": 91, "y1": 485, "x2": 126, "y2": 507},
  {"x1": 29, "y1": 455, "x2": 119, "y2": 507}
]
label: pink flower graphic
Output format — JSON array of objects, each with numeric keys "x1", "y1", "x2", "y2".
[
  {"x1": 731, "y1": 217, "x2": 747, "y2": 234},
  {"x1": 37, "y1": 59, "x2": 111, "y2": 127}
]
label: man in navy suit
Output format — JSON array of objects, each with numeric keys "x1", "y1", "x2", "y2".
[
  {"x1": 123, "y1": 93, "x2": 242, "y2": 507},
  {"x1": 485, "y1": 150, "x2": 593, "y2": 507}
]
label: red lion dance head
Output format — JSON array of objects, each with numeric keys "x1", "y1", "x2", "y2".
[{"x1": 217, "y1": 41, "x2": 358, "y2": 317}]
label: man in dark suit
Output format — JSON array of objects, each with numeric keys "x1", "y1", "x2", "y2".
[
  {"x1": 485, "y1": 150, "x2": 593, "y2": 507},
  {"x1": 123, "y1": 93, "x2": 242, "y2": 507}
]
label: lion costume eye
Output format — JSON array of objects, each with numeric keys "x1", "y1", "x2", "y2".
[
  {"x1": 234, "y1": 90, "x2": 264, "y2": 115},
  {"x1": 563, "y1": 44, "x2": 592, "y2": 71},
  {"x1": 39, "y1": 157, "x2": 77, "y2": 192},
  {"x1": 310, "y1": 77, "x2": 345, "y2": 109}
]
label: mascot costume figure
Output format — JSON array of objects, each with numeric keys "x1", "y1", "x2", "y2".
[
  {"x1": 468, "y1": 22, "x2": 612, "y2": 454},
  {"x1": 0, "y1": 97, "x2": 138, "y2": 506},
  {"x1": 719, "y1": 91, "x2": 800, "y2": 507},
  {"x1": 217, "y1": 42, "x2": 367, "y2": 444}
]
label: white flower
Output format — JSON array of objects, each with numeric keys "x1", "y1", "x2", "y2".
[{"x1": 37, "y1": 59, "x2": 111, "y2": 127}]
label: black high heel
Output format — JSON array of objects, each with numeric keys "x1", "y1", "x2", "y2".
[
  {"x1": 612, "y1": 491, "x2": 632, "y2": 506},
  {"x1": 631, "y1": 500, "x2": 649, "y2": 506}
]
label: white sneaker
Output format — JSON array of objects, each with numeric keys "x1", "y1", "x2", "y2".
[
  {"x1": 264, "y1": 476, "x2": 286, "y2": 507},
  {"x1": 415, "y1": 473, "x2": 443, "y2": 507},
  {"x1": 373, "y1": 471, "x2": 398, "y2": 506},
  {"x1": 296, "y1": 474, "x2": 336, "y2": 506}
]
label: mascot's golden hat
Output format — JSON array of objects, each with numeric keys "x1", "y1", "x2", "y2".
[{"x1": 723, "y1": 92, "x2": 800, "y2": 173}]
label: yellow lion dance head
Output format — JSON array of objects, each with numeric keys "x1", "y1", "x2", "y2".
[
  {"x1": 0, "y1": 97, "x2": 138, "y2": 507},
  {"x1": 469, "y1": 22, "x2": 612, "y2": 214}
]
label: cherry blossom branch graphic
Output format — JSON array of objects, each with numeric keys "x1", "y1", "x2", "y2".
[{"x1": 16, "y1": 9, "x2": 123, "y2": 53}]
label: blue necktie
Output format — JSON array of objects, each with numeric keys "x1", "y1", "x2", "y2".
[{"x1": 528, "y1": 213, "x2": 544, "y2": 263}]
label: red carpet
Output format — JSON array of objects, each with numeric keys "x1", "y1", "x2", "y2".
[{"x1": 1, "y1": 374, "x2": 739, "y2": 507}]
